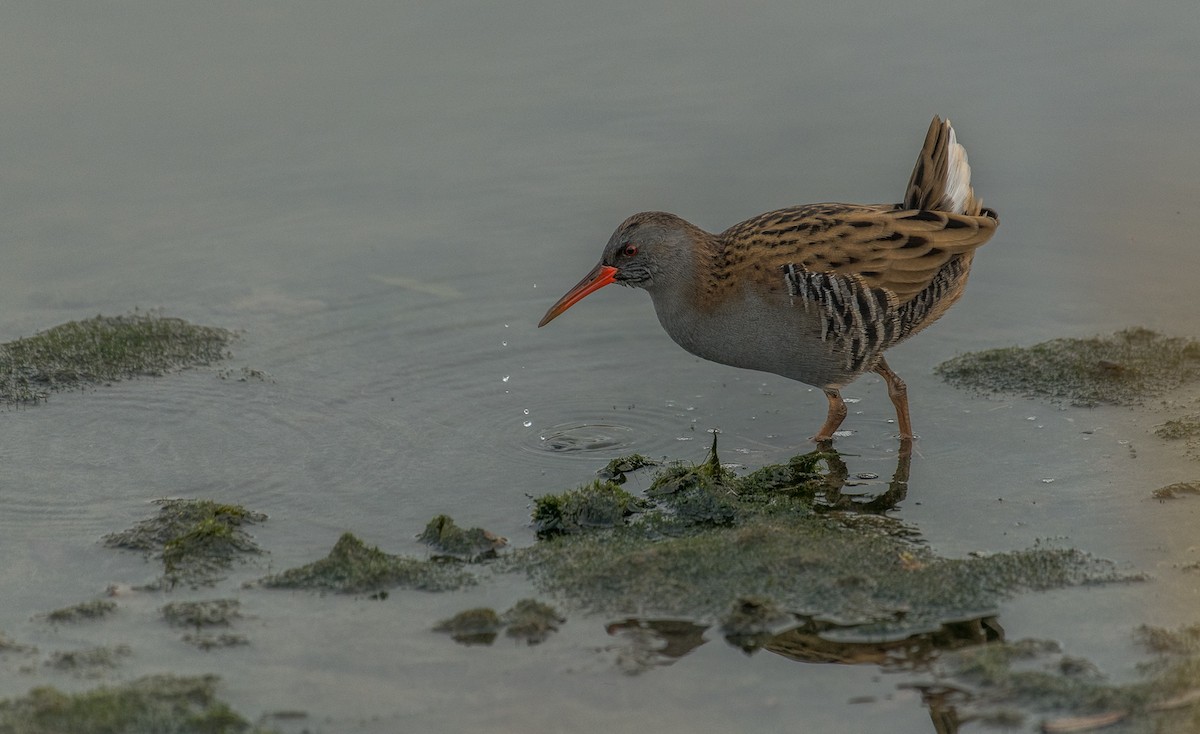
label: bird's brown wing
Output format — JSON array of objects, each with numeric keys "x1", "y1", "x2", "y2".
[{"x1": 717, "y1": 203, "x2": 998, "y2": 303}]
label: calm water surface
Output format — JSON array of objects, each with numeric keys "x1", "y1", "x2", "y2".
[{"x1": 1, "y1": 3, "x2": 1199, "y2": 732}]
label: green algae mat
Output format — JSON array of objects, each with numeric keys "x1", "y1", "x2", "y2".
[
  {"x1": 0, "y1": 312, "x2": 232, "y2": 405},
  {"x1": 103, "y1": 499, "x2": 267, "y2": 589},
  {"x1": 258, "y1": 531, "x2": 477, "y2": 593},
  {"x1": 514, "y1": 444, "x2": 1127, "y2": 639},
  {"x1": 937, "y1": 326, "x2": 1200, "y2": 461},
  {"x1": 918, "y1": 630, "x2": 1200, "y2": 732},
  {"x1": 936, "y1": 328, "x2": 1200, "y2": 406},
  {"x1": 0, "y1": 675, "x2": 276, "y2": 734}
]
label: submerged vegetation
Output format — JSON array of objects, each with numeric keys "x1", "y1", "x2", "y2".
[
  {"x1": 512, "y1": 442, "x2": 1200, "y2": 723},
  {"x1": 0, "y1": 675, "x2": 275, "y2": 734},
  {"x1": 433, "y1": 608, "x2": 503, "y2": 645},
  {"x1": 162, "y1": 599, "x2": 241, "y2": 629},
  {"x1": 517, "y1": 439, "x2": 1124, "y2": 640},
  {"x1": 1156, "y1": 416, "x2": 1200, "y2": 441},
  {"x1": 501, "y1": 599, "x2": 564, "y2": 645},
  {"x1": 103, "y1": 499, "x2": 266, "y2": 588},
  {"x1": 1153, "y1": 482, "x2": 1200, "y2": 500},
  {"x1": 1156, "y1": 413, "x2": 1200, "y2": 461},
  {"x1": 161, "y1": 599, "x2": 249, "y2": 651},
  {"x1": 922, "y1": 625, "x2": 1200, "y2": 733},
  {"x1": 41, "y1": 600, "x2": 117, "y2": 625},
  {"x1": 0, "y1": 312, "x2": 232, "y2": 405},
  {"x1": 936, "y1": 328, "x2": 1200, "y2": 406},
  {"x1": 46, "y1": 645, "x2": 132, "y2": 676}
]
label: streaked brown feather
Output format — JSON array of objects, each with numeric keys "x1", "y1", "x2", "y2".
[
  {"x1": 716, "y1": 204, "x2": 996, "y2": 302},
  {"x1": 707, "y1": 117, "x2": 997, "y2": 305}
]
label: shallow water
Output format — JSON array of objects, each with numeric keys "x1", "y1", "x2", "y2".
[{"x1": 2, "y1": 2, "x2": 1199, "y2": 732}]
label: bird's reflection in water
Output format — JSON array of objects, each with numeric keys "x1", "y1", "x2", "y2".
[
  {"x1": 606, "y1": 615, "x2": 1000, "y2": 733},
  {"x1": 760, "y1": 614, "x2": 1004, "y2": 668},
  {"x1": 603, "y1": 444, "x2": 997, "y2": 733},
  {"x1": 810, "y1": 439, "x2": 911, "y2": 514},
  {"x1": 605, "y1": 613, "x2": 1001, "y2": 670},
  {"x1": 604, "y1": 612, "x2": 1001, "y2": 733},
  {"x1": 604, "y1": 618, "x2": 710, "y2": 675}
]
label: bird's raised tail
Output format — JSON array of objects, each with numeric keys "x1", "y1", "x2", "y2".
[{"x1": 903, "y1": 116, "x2": 986, "y2": 217}]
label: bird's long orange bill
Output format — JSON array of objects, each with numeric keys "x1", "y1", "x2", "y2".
[{"x1": 538, "y1": 264, "x2": 619, "y2": 327}]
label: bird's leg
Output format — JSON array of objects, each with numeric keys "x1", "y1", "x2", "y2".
[
  {"x1": 874, "y1": 357, "x2": 914, "y2": 440},
  {"x1": 812, "y1": 388, "x2": 847, "y2": 442}
]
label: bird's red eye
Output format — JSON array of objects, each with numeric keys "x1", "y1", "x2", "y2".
[{"x1": 623, "y1": 244, "x2": 639, "y2": 257}]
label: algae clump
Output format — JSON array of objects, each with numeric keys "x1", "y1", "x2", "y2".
[
  {"x1": 935, "y1": 328, "x2": 1200, "y2": 406},
  {"x1": 433, "y1": 608, "x2": 503, "y2": 645},
  {"x1": 1154, "y1": 482, "x2": 1200, "y2": 500},
  {"x1": 1156, "y1": 416, "x2": 1200, "y2": 441},
  {"x1": 418, "y1": 515, "x2": 507, "y2": 561},
  {"x1": 0, "y1": 633, "x2": 37, "y2": 656},
  {"x1": 162, "y1": 599, "x2": 241, "y2": 628},
  {"x1": 532, "y1": 480, "x2": 642, "y2": 538},
  {"x1": 161, "y1": 599, "x2": 251, "y2": 650},
  {"x1": 519, "y1": 447, "x2": 1128, "y2": 640},
  {"x1": 644, "y1": 445, "x2": 742, "y2": 529},
  {"x1": 259, "y1": 532, "x2": 474, "y2": 594},
  {"x1": 1156, "y1": 414, "x2": 1200, "y2": 461},
  {"x1": 0, "y1": 674, "x2": 275, "y2": 734},
  {"x1": 523, "y1": 516, "x2": 1118, "y2": 637},
  {"x1": 46, "y1": 645, "x2": 132, "y2": 676},
  {"x1": 103, "y1": 499, "x2": 266, "y2": 588},
  {"x1": 183, "y1": 633, "x2": 249, "y2": 651},
  {"x1": 501, "y1": 599, "x2": 564, "y2": 645},
  {"x1": 42, "y1": 600, "x2": 117, "y2": 625},
  {"x1": 1136, "y1": 623, "x2": 1200, "y2": 655},
  {"x1": 434, "y1": 599, "x2": 563, "y2": 646},
  {"x1": 0, "y1": 312, "x2": 233, "y2": 406},
  {"x1": 597, "y1": 454, "x2": 658, "y2": 483}
]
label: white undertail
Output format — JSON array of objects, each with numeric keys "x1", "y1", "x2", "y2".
[
  {"x1": 904, "y1": 116, "x2": 985, "y2": 217},
  {"x1": 942, "y1": 124, "x2": 973, "y2": 215}
]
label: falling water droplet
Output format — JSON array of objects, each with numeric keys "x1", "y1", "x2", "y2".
[
  {"x1": 502, "y1": 375, "x2": 510, "y2": 383},
  {"x1": 523, "y1": 420, "x2": 532, "y2": 428}
]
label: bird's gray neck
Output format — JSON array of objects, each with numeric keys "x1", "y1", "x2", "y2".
[{"x1": 642, "y1": 223, "x2": 718, "y2": 297}]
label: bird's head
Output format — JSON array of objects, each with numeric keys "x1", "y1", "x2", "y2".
[{"x1": 538, "y1": 212, "x2": 705, "y2": 327}]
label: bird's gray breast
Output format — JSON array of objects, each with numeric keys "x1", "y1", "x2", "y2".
[{"x1": 647, "y1": 283, "x2": 856, "y2": 389}]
